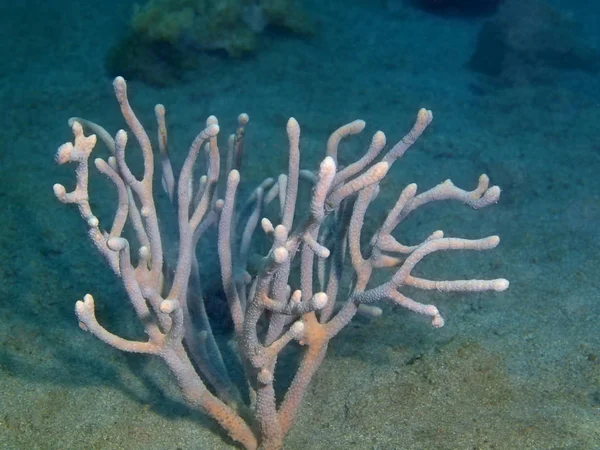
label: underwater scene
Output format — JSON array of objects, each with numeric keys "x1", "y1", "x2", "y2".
[{"x1": 0, "y1": 0, "x2": 599, "y2": 449}]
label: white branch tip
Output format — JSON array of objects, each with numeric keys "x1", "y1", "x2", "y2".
[
  {"x1": 319, "y1": 156, "x2": 336, "y2": 176},
  {"x1": 290, "y1": 321, "x2": 305, "y2": 336},
  {"x1": 287, "y1": 117, "x2": 300, "y2": 138},
  {"x1": 107, "y1": 237, "x2": 127, "y2": 251},
  {"x1": 238, "y1": 113, "x2": 249, "y2": 125},
  {"x1": 53, "y1": 183, "x2": 66, "y2": 200},
  {"x1": 417, "y1": 108, "x2": 433, "y2": 126},
  {"x1": 160, "y1": 299, "x2": 179, "y2": 314},
  {"x1": 493, "y1": 279, "x2": 510, "y2": 291},
  {"x1": 312, "y1": 292, "x2": 328, "y2": 309},
  {"x1": 273, "y1": 247, "x2": 289, "y2": 264},
  {"x1": 228, "y1": 169, "x2": 240, "y2": 184},
  {"x1": 55, "y1": 142, "x2": 74, "y2": 164},
  {"x1": 372, "y1": 130, "x2": 386, "y2": 147}
]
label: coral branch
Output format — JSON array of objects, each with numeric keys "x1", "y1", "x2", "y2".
[{"x1": 54, "y1": 77, "x2": 508, "y2": 450}]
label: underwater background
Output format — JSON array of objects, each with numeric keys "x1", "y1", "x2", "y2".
[{"x1": 1, "y1": 0, "x2": 599, "y2": 448}]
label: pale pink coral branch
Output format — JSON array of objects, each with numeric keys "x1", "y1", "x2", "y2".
[{"x1": 54, "y1": 78, "x2": 508, "y2": 450}]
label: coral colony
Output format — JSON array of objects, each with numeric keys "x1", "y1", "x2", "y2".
[{"x1": 53, "y1": 77, "x2": 508, "y2": 450}]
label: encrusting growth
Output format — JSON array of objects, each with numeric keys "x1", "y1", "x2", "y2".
[{"x1": 54, "y1": 77, "x2": 508, "y2": 450}]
